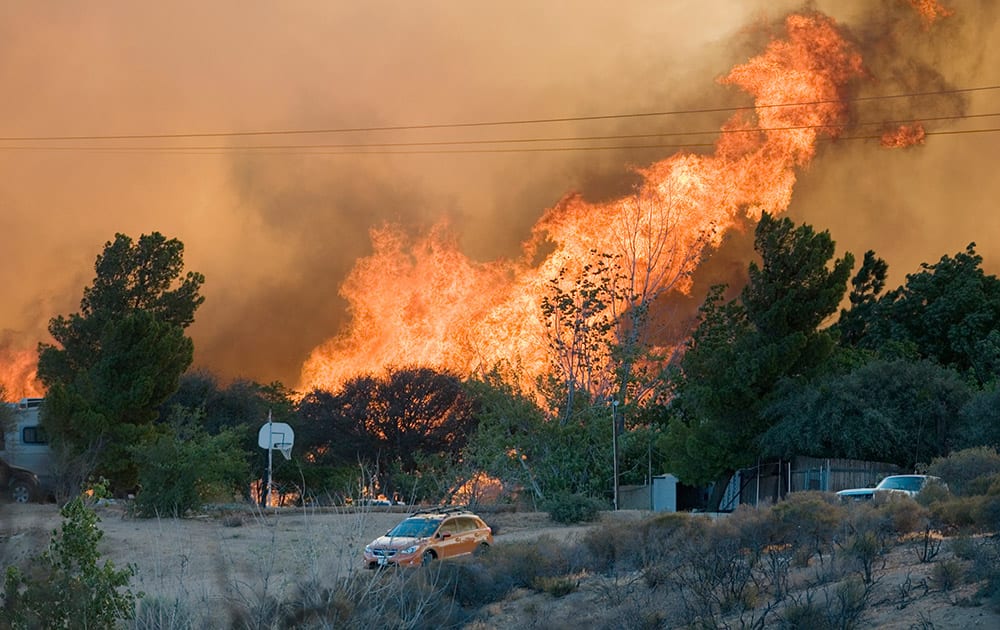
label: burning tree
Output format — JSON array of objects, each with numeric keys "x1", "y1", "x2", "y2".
[
  {"x1": 539, "y1": 252, "x2": 619, "y2": 423},
  {"x1": 299, "y1": 13, "x2": 870, "y2": 404}
]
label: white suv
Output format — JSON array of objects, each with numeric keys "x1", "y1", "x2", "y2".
[{"x1": 837, "y1": 474, "x2": 943, "y2": 502}]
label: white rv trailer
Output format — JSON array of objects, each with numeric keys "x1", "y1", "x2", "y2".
[{"x1": 1, "y1": 397, "x2": 53, "y2": 500}]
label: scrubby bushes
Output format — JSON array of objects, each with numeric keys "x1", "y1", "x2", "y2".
[
  {"x1": 1, "y1": 498, "x2": 141, "y2": 629},
  {"x1": 926, "y1": 447, "x2": 1000, "y2": 497},
  {"x1": 132, "y1": 427, "x2": 247, "y2": 517},
  {"x1": 770, "y1": 491, "x2": 845, "y2": 564},
  {"x1": 912, "y1": 447, "x2": 1000, "y2": 533},
  {"x1": 126, "y1": 485, "x2": 1000, "y2": 628},
  {"x1": 543, "y1": 492, "x2": 605, "y2": 524}
]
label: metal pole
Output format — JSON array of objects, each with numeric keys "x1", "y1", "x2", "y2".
[
  {"x1": 612, "y1": 400, "x2": 619, "y2": 511},
  {"x1": 266, "y1": 411, "x2": 273, "y2": 508}
]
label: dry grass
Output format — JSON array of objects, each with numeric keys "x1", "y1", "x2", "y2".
[{"x1": 2, "y1": 503, "x2": 1000, "y2": 629}]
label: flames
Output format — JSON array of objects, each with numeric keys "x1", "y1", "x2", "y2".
[
  {"x1": 0, "y1": 6, "x2": 953, "y2": 402},
  {"x1": 881, "y1": 124, "x2": 927, "y2": 148},
  {"x1": 906, "y1": 0, "x2": 954, "y2": 28},
  {"x1": 300, "y1": 13, "x2": 870, "y2": 395},
  {"x1": 0, "y1": 346, "x2": 44, "y2": 401}
]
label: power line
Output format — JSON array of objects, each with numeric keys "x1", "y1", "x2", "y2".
[
  {"x1": 0, "y1": 126, "x2": 995, "y2": 156},
  {"x1": 0, "y1": 84, "x2": 997, "y2": 143},
  {"x1": 0, "y1": 113, "x2": 996, "y2": 154}
]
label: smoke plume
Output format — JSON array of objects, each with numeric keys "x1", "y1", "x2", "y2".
[{"x1": 0, "y1": 1, "x2": 996, "y2": 391}]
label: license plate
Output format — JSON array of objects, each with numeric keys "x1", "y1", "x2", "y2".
[{"x1": 377, "y1": 557, "x2": 388, "y2": 566}]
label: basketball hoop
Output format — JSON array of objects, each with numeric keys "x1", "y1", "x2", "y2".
[{"x1": 258, "y1": 414, "x2": 296, "y2": 507}]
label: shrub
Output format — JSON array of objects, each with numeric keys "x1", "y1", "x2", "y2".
[
  {"x1": 770, "y1": 491, "x2": 845, "y2": 564},
  {"x1": 1, "y1": 498, "x2": 141, "y2": 629},
  {"x1": 925, "y1": 447, "x2": 1000, "y2": 496},
  {"x1": 973, "y1": 495, "x2": 1000, "y2": 531},
  {"x1": 932, "y1": 559, "x2": 964, "y2": 592},
  {"x1": 780, "y1": 597, "x2": 832, "y2": 630},
  {"x1": 909, "y1": 526, "x2": 944, "y2": 563},
  {"x1": 950, "y1": 535, "x2": 978, "y2": 560},
  {"x1": 930, "y1": 495, "x2": 984, "y2": 531},
  {"x1": 436, "y1": 561, "x2": 506, "y2": 607},
  {"x1": 132, "y1": 427, "x2": 247, "y2": 517},
  {"x1": 841, "y1": 504, "x2": 895, "y2": 584},
  {"x1": 916, "y1": 477, "x2": 952, "y2": 505},
  {"x1": 447, "y1": 536, "x2": 580, "y2": 604},
  {"x1": 581, "y1": 522, "x2": 624, "y2": 574},
  {"x1": 581, "y1": 519, "x2": 650, "y2": 574},
  {"x1": 134, "y1": 596, "x2": 196, "y2": 630},
  {"x1": 969, "y1": 536, "x2": 1000, "y2": 612},
  {"x1": 532, "y1": 575, "x2": 578, "y2": 597},
  {"x1": 881, "y1": 497, "x2": 929, "y2": 535},
  {"x1": 543, "y1": 492, "x2": 604, "y2": 524}
]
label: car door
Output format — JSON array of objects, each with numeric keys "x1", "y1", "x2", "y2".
[
  {"x1": 434, "y1": 517, "x2": 462, "y2": 558},
  {"x1": 451, "y1": 517, "x2": 479, "y2": 556}
]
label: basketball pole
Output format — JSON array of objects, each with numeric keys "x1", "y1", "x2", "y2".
[{"x1": 266, "y1": 410, "x2": 273, "y2": 508}]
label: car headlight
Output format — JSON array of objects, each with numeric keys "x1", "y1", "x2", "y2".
[
  {"x1": 401, "y1": 545, "x2": 419, "y2": 555},
  {"x1": 364, "y1": 545, "x2": 372, "y2": 554}
]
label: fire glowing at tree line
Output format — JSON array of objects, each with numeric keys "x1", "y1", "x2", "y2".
[
  {"x1": 299, "y1": 12, "x2": 918, "y2": 396},
  {"x1": 0, "y1": 9, "x2": 941, "y2": 402}
]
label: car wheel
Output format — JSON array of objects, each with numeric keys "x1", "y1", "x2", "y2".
[
  {"x1": 474, "y1": 542, "x2": 490, "y2": 557},
  {"x1": 11, "y1": 480, "x2": 33, "y2": 504},
  {"x1": 421, "y1": 550, "x2": 435, "y2": 566}
]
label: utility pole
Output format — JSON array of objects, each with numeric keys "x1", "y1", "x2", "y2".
[{"x1": 612, "y1": 399, "x2": 619, "y2": 511}]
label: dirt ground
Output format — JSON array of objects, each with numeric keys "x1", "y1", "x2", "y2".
[{"x1": 2, "y1": 502, "x2": 999, "y2": 628}]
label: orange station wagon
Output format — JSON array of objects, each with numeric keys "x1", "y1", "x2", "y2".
[{"x1": 364, "y1": 507, "x2": 493, "y2": 569}]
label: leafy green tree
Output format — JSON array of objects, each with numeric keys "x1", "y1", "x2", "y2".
[
  {"x1": 462, "y1": 370, "x2": 547, "y2": 501},
  {"x1": 2, "y1": 497, "x2": 140, "y2": 628},
  {"x1": 955, "y1": 386, "x2": 1000, "y2": 450},
  {"x1": 530, "y1": 402, "x2": 612, "y2": 498},
  {"x1": 37, "y1": 232, "x2": 204, "y2": 492},
  {"x1": 836, "y1": 250, "x2": 889, "y2": 348},
  {"x1": 160, "y1": 372, "x2": 295, "y2": 504},
  {"x1": 761, "y1": 359, "x2": 972, "y2": 469},
  {"x1": 132, "y1": 406, "x2": 248, "y2": 517},
  {"x1": 462, "y1": 369, "x2": 616, "y2": 504},
  {"x1": 843, "y1": 244, "x2": 1000, "y2": 384},
  {"x1": 663, "y1": 214, "x2": 853, "y2": 501}
]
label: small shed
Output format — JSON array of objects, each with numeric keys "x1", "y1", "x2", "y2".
[{"x1": 652, "y1": 474, "x2": 679, "y2": 512}]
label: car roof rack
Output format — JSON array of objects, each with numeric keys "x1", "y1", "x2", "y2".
[{"x1": 410, "y1": 505, "x2": 470, "y2": 517}]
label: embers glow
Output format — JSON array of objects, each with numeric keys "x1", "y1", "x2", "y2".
[
  {"x1": 881, "y1": 124, "x2": 927, "y2": 148},
  {"x1": 906, "y1": 0, "x2": 954, "y2": 28},
  {"x1": 299, "y1": 13, "x2": 867, "y2": 395}
]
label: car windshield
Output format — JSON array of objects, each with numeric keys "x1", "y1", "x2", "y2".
[
  {"x1": 877, "y1": 477, "x2": 924, "y2": 492},
  {"x1": 386, "y1": 518, "x2": 440, "y2": 538}
]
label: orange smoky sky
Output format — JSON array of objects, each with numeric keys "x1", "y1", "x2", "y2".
[{"x1": 0, "y1": 0, "x2": 997, "y2": 390}]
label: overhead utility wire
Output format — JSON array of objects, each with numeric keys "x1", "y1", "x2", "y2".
[
  {"x1": 0, "y1": 112, "x2": 997, "y2": 153},
  {"x1": 0, "y1": 84, "x2": 997, "y2": 142},
  {"x1": 2, "y1": 127, "x2": 996, "y2": 156},
  {"x1": 266, "y1": 127, "x2": 1000, "y2": 155}
]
